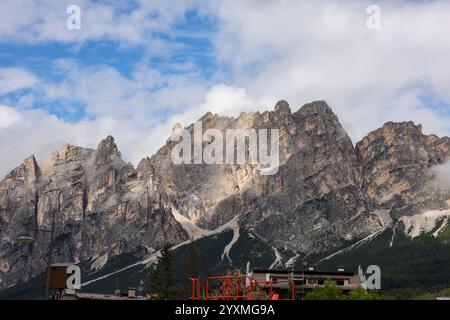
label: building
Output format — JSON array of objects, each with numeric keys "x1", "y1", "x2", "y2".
[{"x1": 251, "y1": 266, "x2": 361, "y2": 297}]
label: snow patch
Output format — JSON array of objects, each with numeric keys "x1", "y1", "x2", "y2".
[
  {"x1": 91, "y1": 253, "x2": 108, "y2": 271},
  {"x1": 433, "y1": 217, "x2": 448, "y2": 238},
  {"x1": 220, "y1": 217, "x2": 240, "y2": 264},
  {"x1": 144, "y1": 246, "x2": 155, "y2": 255},
  {"x1": 202, "y1": 215, "x2": 238, "y2": 238},
  {"x1": 81, "y1": 252, "x2": 160, "y2": 287},
  {"x1": 399, "y1": 209, "x2": 450, "y2": 239},
  {"x1": 317, "y1": 230, "x2": 383, "y2": 264},
  {"x1": 389, "y1": 224, "x2": 397, "y2": 248},
  {"x1": 285, "y1": 253, "x2": 300, "y2": 268},
  {"x1": 269, "y1": 247, "x2": 282, "y2": 269},
  {"x1": 171, "y1": 205, "x2": 207, "y2": 240},
  {"x1": 82, "y1": 216, "x2": 241, "y2": 287},
  {"x1": 316, "y1": 210, "x2": 393, "y2": 264}
]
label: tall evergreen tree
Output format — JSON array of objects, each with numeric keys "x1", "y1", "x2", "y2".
[
  {"x1": 148, "y1": 244, "x2": 179, "y2": 299},
  {"x1": 184, "y1": 238, "x2": 200, "y2": 278},
  {"x1": 182, "y1": 238, "x2": 201, "y2": 298}
]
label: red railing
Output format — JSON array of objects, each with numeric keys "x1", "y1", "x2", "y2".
[
  {"x1": 205, "y1": 275, "x2": 253, "y2": 300},
  {"x1": 192, "y1": 276, "x2": 295, "y2": 300},
  {"x1": 189, "y1": 278, "x2": 201, "y2": 300}
]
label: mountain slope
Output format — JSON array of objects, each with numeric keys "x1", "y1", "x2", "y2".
[{"x1": 311, "y1": 217, "x2": 450, "y2": 297}]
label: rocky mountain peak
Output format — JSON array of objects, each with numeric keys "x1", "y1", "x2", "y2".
[
  {"x1": 200, "y1": 111, "x2": 215, "y2": 121},
  {"x1": 55, "y1": 143, "x2": 92, "y2": 162},
  {"x1": 274, "y1": 100, "x2": 291, "y2": 115},
  {"x1": 97, "y1": 135, "x2": 118, "y2": 153},
  {"x1": 360, "y1": 121, "x2": 424, "y2": 148},
  {"x1": 95, "y1": 135, "x2": 122, "y2": 166},
  {"x1": 21, "y1": 155, "x2": 41, "y2": 185},
  {"x1": 356, "y1": 121, "x2": 437, "y2": 163},
  {"x1": 0, "y1": 155, "x2": 41, "y2": 189},
  {"x1": 292, "y1": 100, "x2": 347, "y2": 141},
  {"x1": 296, "y1": 100, "x2": 333, "y2": 116},
  {"x1": 383, "y1": 120, "x2": 422, "y2": 131}
]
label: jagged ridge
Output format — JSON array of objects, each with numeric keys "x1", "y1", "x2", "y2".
[{"x1": 1, "y1": 100, "x2": 450, "y2": 293}]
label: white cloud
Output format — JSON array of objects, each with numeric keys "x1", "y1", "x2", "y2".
[
  {"x1": 0, "y1": 82, "x2": 268, "y2": 179},
  {"x1": 196, "y1": 84, "x2": 269, "y2": 116},
  {"x1": 212, "y1": 0, "x2": 450, "y2": 140},
  {"x1": 0, "y1": 68, "x2": 37, "y2": 95},
  {"x1": 0, "y1": 107, "x2": 153, "y2": 178},
  {"x1": 38, "y1": 59, "x2": 209, "y2": 119},
  {"x1": 431, "y1": 161, "x2": 450, "y2": 190},
  {"x1": 0, "y1": 105, "x2": 21, "y2": 129},
  {"x1": 0, "y1": 0, "x2": 210, "y2": 48},
  {"x1": 2, "y1": 0, "x2": 450, "y2": 180}
]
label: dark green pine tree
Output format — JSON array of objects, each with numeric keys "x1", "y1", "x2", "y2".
[
  {"x1": 148, "y1": 244, "x2": 179, "y2": 299},
  {"x1": 182, "y1": 238, "x2": 201, "y2": 298},
  {"x1": 184, "y1": 238, "x2": 200, "y2": 278}
]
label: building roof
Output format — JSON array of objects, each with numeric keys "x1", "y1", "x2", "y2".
[{"x1": 252, "y1": 268, "x2": 355, "y2": 277}]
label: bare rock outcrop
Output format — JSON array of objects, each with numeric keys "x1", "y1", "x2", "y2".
[
  {"x1": 356, "y1": 121, "x2": 450, "y2": 218},
  {"x1": 0, "y1": 137, "x2": 187, "y2": 289}
]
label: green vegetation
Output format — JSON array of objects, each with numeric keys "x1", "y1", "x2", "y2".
[
  {"x1": 415, "y1": 287, "x2": 450, "y2": 300},
  {"x1": 183, "y1": 239, "x2": 201, "y2": 280},
  {"x1": 304, "y1": 282, "x2": 389, "y2": 300},
  {"x1": 148, "y1": 244, "x2": 179, "y2": 299},
  {"x1": 313, "y1": 227, "x2": 450, "y2": 298},
  {"x1": 304, "y1": 283, "x2": 346, "y2": 300},
  {"x1": 346, "y1": 288, "x2": 392, "y2": 300}
]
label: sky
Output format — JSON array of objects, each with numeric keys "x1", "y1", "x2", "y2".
[{"x1": 1, "y1": 0, "x2": 450, "y2": 178}]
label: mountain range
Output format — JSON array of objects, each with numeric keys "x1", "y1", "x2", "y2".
[{"x1": 1, "y1": 100, "x2": 450, "y2": 298}]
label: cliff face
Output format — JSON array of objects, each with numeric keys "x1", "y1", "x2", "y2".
[
  {"x1": 138, "y1": 100, "x2": 450, "y2": 254},
  {"x1": 356, "y1": 121, "x2": 450, "y2": 219},
  {"x1": 0, "y1": 137, "x2": 187, "y2": 290},
  {"x1": 236, "y1": 101, "x2": 384, "y2": 253},
  {"x1": 1, "y1": 100, "x2": 450, "y2": 291}
]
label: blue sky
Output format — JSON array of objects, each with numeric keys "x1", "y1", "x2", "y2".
[
  {"x1": 1, "y1": 0, "x2": 450, "y2": 177},
  {"x1": 0, "y1": 6, "x2": 220, "y2": 122}
]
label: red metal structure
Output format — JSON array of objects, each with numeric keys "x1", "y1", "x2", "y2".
[
  {"x1": 189, "y1": 278, "x2": 201, "y2": 300},
  {"x1": 251, "y1": 279, "x2": 295, "y2": 300},
  {"x1": 191, "y1": 275, "x2": 296, "y2": 300},
  {"x1": 205, "y1": 275, "x2": 253, "y2": 300}
]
